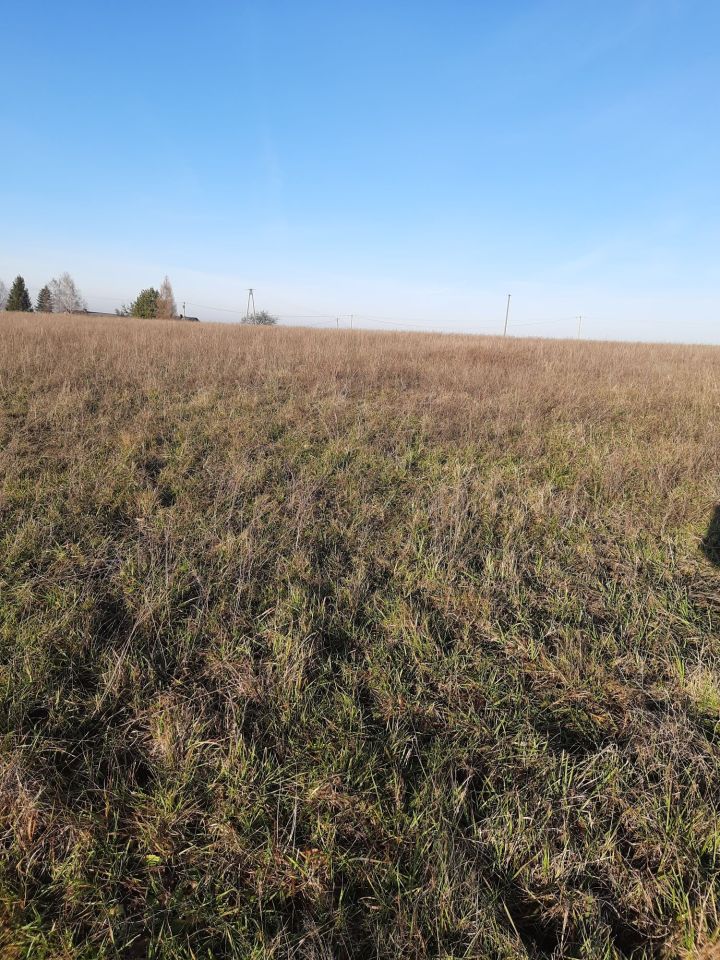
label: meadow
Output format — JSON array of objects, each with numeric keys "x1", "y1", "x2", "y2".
[{"x1": 1, "y1": 311, "x2": 719, "y2": 959}]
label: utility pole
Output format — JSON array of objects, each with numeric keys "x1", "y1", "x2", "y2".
[
  {"x1": 182, "y1": 301, "x2": 186, "y2": 320},
  {"x1": 504, "y1": 294, "x2": 511, "y2": 336},
  {"x1": 577, "y1": 315, "x2": 583, "y2": 339},
  {"x1": 246, "y1": 288, "x2": 256, "y2": 322}
]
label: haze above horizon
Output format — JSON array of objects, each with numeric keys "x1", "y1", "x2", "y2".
[{"x1": 2, "y1": 1, "x2": 719, "y2": 343}]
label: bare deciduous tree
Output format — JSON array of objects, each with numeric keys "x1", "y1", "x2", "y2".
[
  {"x1": 0, "y1": 281, "x2": 7, "y2": 310},
  {"x1": 49, "y1": 273, "x2": 87, "y2": 313},
  {"x1": 241, "y1": 310, "x2": 278, "y2": 326},
  {"x1": 157, "y1": 276, "x2": 177, "y2": 319}
]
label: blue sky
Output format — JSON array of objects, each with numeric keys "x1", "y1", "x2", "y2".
[{"x1": 2, "y1": 0, "x2": 719, "y2": 341}]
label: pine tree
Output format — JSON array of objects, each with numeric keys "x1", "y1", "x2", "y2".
[
  {"x1": 36, "y1": 285, "x2": 54, "y2": 313},
  {"x1": 130, "y1": 288, "x2": 160, "y2": 318},
  {"x1": 6, "y1": 276, "x2": 32, "y2": 312}
]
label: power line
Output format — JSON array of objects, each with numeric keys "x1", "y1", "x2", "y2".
[
  {"x1": 185, "y1": 301, "x2": 244, "y2": 314},
  {"x1": 274, "y1": 313, "x2": 336, "y2": 319},
  {"x1": 348, "y1": 315, "x2": 454, "y2": 329},
  {"x1": 508, "y1": 317, "x2": 576, "y2": 327},
  {"x1": 185, "y1": 301, "x2": 336, "y2": 320},
  {"x1": 276, "y1": 316, "x2": 337, "y2": 325},
  {"x1": 76, "y1": 290, "x2": 592, "y2": 336},
  {"x1": 172, "y1": 295, "x2": 579, "y2": 332}
]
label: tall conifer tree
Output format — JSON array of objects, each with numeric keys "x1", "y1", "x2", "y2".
[
  {"x1": 6, "y1": 276, "x2": 32, "y2": 312},
  {"x1": 36, "y1": 285, "x2": 54, "y2": 313}
]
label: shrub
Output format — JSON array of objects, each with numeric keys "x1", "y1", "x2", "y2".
[{"x1": 242, "y1": 309, "x2": 278, "y2": 325}]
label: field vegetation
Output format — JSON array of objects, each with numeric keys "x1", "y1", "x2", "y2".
[{"x1": 1, "y1": 311, "x2": 719, "y2": 959}]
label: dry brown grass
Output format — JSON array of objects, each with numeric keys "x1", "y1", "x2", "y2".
[{"x1": 1, "y1": 310, "x2": 719, "y2": 959}]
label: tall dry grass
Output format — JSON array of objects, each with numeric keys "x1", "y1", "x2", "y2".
[{"x1": 1, "y1": 311, "x2": 719, "y2": 958}]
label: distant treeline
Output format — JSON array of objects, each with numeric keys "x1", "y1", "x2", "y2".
[
  {"x1": 1, "y1": 274, "x2": 278, "y2": 324},
  {"x1": 0, "y1": 273, "x2": 86, "y2": 313}
]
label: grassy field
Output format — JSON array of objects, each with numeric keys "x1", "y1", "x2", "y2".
[{"x1": 1, "y1": 311, "x2": 719, "y2": 959}]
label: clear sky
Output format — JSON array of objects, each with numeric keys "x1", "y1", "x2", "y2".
[{"x1": 2, "y1": 1, "x2": 719, "y2": 341}]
